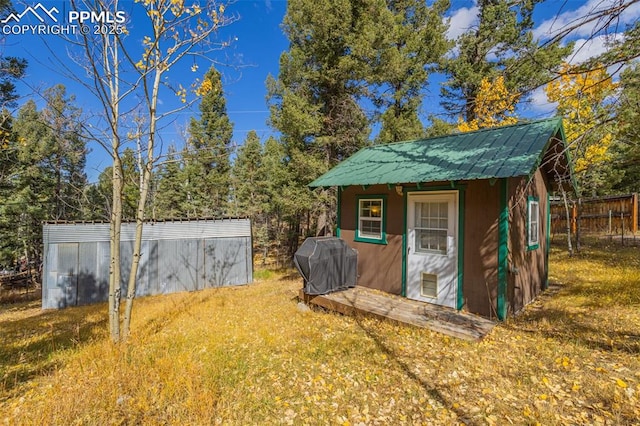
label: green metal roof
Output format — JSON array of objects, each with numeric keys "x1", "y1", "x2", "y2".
[{"x1": 309, "y1": 117, "x2": 569, "y2": 188}]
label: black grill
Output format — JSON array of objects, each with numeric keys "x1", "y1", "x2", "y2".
[{"x1": 294, "y1": 237, "x2": 357, "y2": 295}]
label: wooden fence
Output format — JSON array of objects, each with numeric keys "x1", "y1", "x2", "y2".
[{"x1": 551, "y1": 193, "x2": 638, "y2": 235}]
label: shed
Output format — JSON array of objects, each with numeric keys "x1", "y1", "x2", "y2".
[
  {"x1": 309, "y1": 118, "x2": 574, "y2": 320},
  {"x1": 42, "y1": 218, "x2": 253, "y2": 309}
]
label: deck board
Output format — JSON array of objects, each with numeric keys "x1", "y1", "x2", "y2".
[{"x1": 301, "y1": 286, "x2": 496, "y2": 341}]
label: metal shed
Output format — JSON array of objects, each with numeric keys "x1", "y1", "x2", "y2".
[{"x1": 42, "y1": 218, "x2": 253, "y2": 309}]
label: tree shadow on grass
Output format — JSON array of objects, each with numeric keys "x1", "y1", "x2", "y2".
[
  {"x1": 0, "y1": 301, "x2": 107, "y2": 395},
  {"x1": 350, "y1": 311, "x2": 480, "y2": 425},
  {"x1": 504, "y1": 282, "x2": 640, "y2": 354},
  {"x1": 557, "y1": 250, "x2": 640, "y2": 309}
]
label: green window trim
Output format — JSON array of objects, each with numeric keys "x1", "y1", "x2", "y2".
[
  {"x1": 527, "y1": 196, "x2": 540, "y2": 251},
  {"x1": 544, "y1": 192, "x2": 550, "y2": 289},
  {"x1": 355, "y1": 195, "x2": 388, "y2": 245}
]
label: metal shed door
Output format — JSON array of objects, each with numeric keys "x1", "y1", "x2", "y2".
[{"x1": 406, "y1": 191, "x2": 458, "y2": 308}]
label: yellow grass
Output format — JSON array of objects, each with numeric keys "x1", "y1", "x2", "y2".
[{"x1": 1, "y1": 245, "x2": 639, "y2": 425}]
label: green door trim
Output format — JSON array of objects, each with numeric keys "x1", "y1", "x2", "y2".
[
  {"x1": 497, "y1": 178, "x2": 509, "y2": 320},
  {"x1": 401, "y1": 191, "x2": 407, "y2": 297},
  {"x1": 401, "y1": 186, "x2": 465, "y2": 310},
  {"x1": 457, "y1": 189, "x2": 465, "y2": 310}
]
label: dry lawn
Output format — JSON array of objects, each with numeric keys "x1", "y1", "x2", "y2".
[{"x1": 1, "y1": 245, "x2": 639, "y2": 425}]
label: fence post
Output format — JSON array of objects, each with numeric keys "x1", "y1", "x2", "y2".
[
  {"x1": 576, "y1": 198, "x2": 582, "y2": 252},
  {"x1": 621, "y1": 211, "x2": 625, "y2": 246},
  {"x1": 609, "y1": 210, "x2": 612, "y2": 235},
  {"x1": 609, "y1": 210, "x2": 613, "y2": 242},
  {"x1": 632, "y1": 193, "x2": 638, "y2": 234}
]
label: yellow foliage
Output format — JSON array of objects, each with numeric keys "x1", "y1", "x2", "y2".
[
  {"x1": 176, "y1": 85, "x2": 187, "y2": 103},
  {"x1": 545, "y1": 63, "x2": 617, "y2": 174},
  {"x1": 574, "y1": 132, "x2": 612, "y2": 173},
  {"x1": 2, "y1": 246, "x2": 640, "y2": 424},
  {"x1": 170, "y1": 0, "x2": 184, "y2": 17},
  {"x1": 458, "y1": 76, "x2": 520, "y2": 132},
  {"x1": 0, "y1": 129, "x2": 10, "y2": 148},
  {"x1": 616, "y1": 378, "x2": 628, "y2": 389},
  {"x1": 195, "y1": 78, "x2": 213, "y2": 97}
]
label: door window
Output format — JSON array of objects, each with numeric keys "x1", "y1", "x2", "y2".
[{"x1": 415, "y1": 201, "x2": 448, "y2": 254}]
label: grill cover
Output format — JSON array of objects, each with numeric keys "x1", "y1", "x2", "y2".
[{"x1": 294, "y1": 237, "x2": 357, "y2": 295}]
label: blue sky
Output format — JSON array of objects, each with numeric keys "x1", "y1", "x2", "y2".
[{"x1": 2, "y1": 0, "x2": 639, "y2": 181}]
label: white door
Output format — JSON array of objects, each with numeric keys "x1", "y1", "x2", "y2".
[{"x1": 406, "y1": 191, "x2": 458, "y2": 308}]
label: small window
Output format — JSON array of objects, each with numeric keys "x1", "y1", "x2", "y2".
[
  {"x1": 355, "y1": 196, "x2": 386, "y2": 244},
  {"x1": 528, "y1": 197, "x2": 540, "y2": 250}
]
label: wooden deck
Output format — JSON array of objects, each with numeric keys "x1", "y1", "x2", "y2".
[{"x1": 301, "y1": 286, "x2": 496, "y2": 341}]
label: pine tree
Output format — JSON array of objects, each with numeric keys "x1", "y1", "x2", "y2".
[
  {"x1": 424, "y1": 115, "x2": 457, "y2": 137},
  {"x1": 372, "y1": 0, "x2": 450, "y2": 143},
  {"x1": 95, "y1": 149, "x2": 140, "y2": 220},
  {"x1": 0, "y1": 57, "x2": 26, "y2": 108},
  {"x1": 153, "y1": 146, "x2": 187, "y2": 219},
  {"x1": 184, "y1": 66, "x2": 233, "y2": 218},
  {"x1": 5, "y1": 101, "x2": 53, "y2": 271},
  {"x1": 611, "y1": 63, "x2": 640, "y2": 193},
  {"x1": 259, "y1": 136, "x2": 291, "y2": 264},
  {"x1": 41, "y1": 85, "x2": 87, "y2": 220},
  {"x1": 0, "y1": 2, "x2": 27, "y2": 132},
  {"x1": 442, "y1": 0, "x2": 571, "y2": 122},
  {"x1": 0, "y1": 109, "x2": 16, "y2": 188},
  {"x1": 267, "y1": 0, "x2": 380, "y2": 252},
  {"x1": 0, "y1": 89, "x2": 87, "y2": 273},
  {"x1": 231, "y1": 130, "x2": 271, "y2": 260},
  {"x1": 0, "y1": 109, "x2": 27, "y2": 266},
  {"x1": 83, "y1": 183, "x2": 110, "y2": 221},
  {"x1": 231, "y1": 131, "x2": 264, "y2": 218}
]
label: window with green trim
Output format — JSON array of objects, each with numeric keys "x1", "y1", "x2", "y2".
[
  {"x1": 527, "y1": 197, "x2": 540, "y2": 250},
  {"x1": 356, "y1": 197, "x2": 386, "y2": 243}
]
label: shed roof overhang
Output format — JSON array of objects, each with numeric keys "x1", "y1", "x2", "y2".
[{"x1": 309, "y1": 117, "x2": 577, "y2": 193}]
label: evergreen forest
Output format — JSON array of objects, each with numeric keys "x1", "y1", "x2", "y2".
[{"x1": 1, "y1": 0, "x2": 639, "y2": 276}]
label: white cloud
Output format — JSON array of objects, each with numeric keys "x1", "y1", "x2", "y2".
[
  {"x1": 446, "y1": 4, "x2": 478, "y2": 40},
  {"x1": 527, "y1": 86, "x2": 557, "y2": 116},
  {"x1": 525, "y1": 32, "x2": 629, "y2": 115},
  {"x1": 534, "y1": 0, "x2": 640, "y2": 41},
  {"x1": 566, "y1": 34, "x2": 623, "y2": 64}
]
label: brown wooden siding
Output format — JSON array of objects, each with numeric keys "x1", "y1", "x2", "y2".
[
  {"x1": 461, "y1": 180, "x2": 500, "y2": 318},
  {"x1": 339, "y1": 175, "x2": 549, "y2": 319},
  {"x1": 340, "y1": 185, "x2": 404, "y2": 295},
  {"x1": 507, "y1": 171, "x2": 549, "y2": 315}
]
